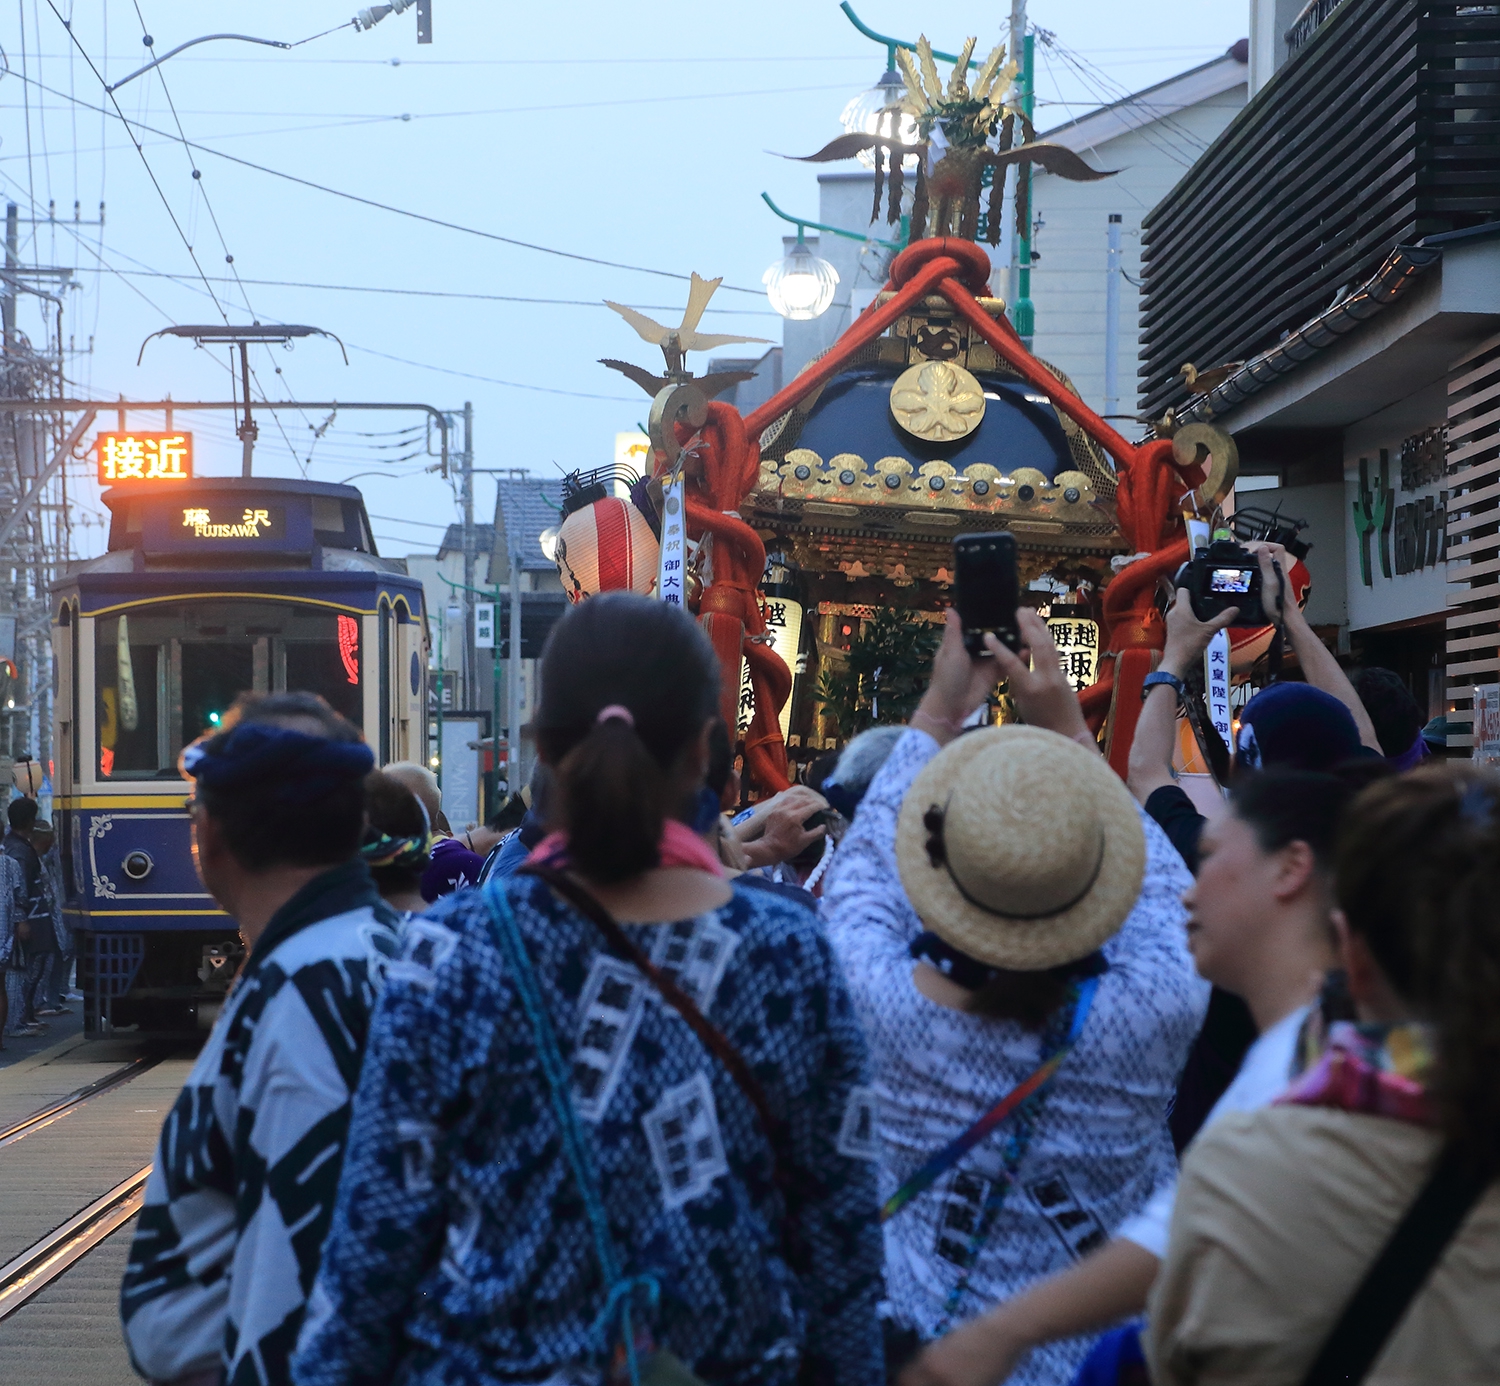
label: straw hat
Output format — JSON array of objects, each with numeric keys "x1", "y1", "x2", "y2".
[{"x1": 896, "y1": 726, "x2": 1145, "y2": 971}]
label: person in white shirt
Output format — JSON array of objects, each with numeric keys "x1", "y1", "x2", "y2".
[{"x1": 900, "y1": 760, "x2": 1384, "y2": 1386}]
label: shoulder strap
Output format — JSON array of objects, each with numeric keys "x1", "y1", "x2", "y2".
[
  {"x1": 881, "y1": 974, "x2": 1100, "y2": 1222},
  {"x1": 1300, "y1": 1144, "x2": 1492, "y2": 1386},
  {"x1": 479, "y1": 877, "x2": 656, "y2": 1385},
  {"x1": 521, "y1": 863, "x2": 810, "y2": 1270}
]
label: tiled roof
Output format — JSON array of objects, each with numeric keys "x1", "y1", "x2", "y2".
[
  {"x1": 437, "y1": 522, "x2": 495, "y2": 559},
  {"x1": 493, "y1": 476, "x2": 565, "y2": 575}
]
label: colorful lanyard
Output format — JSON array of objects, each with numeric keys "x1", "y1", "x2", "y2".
[{"x1": 881, "y1": 974, "x2": 1101, "y2": 1223}]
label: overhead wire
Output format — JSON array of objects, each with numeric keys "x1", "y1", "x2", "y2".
[
  {"x1": 6, "y1": 66, "x2": 766, "y2": 293},
  {"x1": 125, "y1": 2, "x2": 312, "y2": 475}
]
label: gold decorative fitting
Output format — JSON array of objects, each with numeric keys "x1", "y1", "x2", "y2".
[{"x1": 890, "y1": 361, "x2": 986, "y2": 442}]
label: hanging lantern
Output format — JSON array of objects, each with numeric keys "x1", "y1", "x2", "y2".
[
  {"x1": 1046, "y1": 609, "x2": 1101, "y2": 693},
  {"x1": 764, "y1": 239, "x2": 840, "y2": 321},
  {"x1": 553, "y1": 469, "x2": 659, "y2": 604}
]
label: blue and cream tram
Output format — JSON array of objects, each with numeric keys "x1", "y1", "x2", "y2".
[{"x1": 51, "y1": 476, "x2": 428, "y2": 1034}]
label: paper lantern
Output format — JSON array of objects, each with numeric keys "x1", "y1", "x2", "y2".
[
  {"x1": 737, "y1": 596, "x2": 804, "y2": 740},
  {"x1": 1046, "y1": 614, "x2": 1101, "y2": 693},
  {"x1": 554, "y1": 496, "x2": 659, "y2": 604}
]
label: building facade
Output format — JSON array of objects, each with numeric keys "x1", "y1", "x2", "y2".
[{"x1": 1139, "y1": 0, "x2": 1500, "y2": 749}]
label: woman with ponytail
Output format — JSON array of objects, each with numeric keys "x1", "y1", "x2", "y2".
[
  {"x1": 296, "y1": 593, "x2": 883, "y2": 1386},
  {"x1": 1148, "y1": 763, "x2": 1500, "y2": 1385}
]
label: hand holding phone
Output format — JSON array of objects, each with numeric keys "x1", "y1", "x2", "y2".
[{"x1": 954, "y1": 532, "x2": 1021, "y2": 658}]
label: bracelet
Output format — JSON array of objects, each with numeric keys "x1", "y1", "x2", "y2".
[{"x1": 1141, "y1": 671, "x2": 1187, "y2": 702}]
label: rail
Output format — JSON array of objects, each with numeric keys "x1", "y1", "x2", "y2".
[
  {"x1": 0, "y1": 1055, "x2": 160, "y2": 1148},
  {"x1": 0, "y1": 1165, "x2": 152, "y2": 1320}
]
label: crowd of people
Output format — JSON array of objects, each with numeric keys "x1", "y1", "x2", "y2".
[
  {"x1": 113, "y1": 579, "x2": 1498, "y2": 1386},
  {"x1": 0, "y1": 793, "x2": 76, "y2": 1044}
]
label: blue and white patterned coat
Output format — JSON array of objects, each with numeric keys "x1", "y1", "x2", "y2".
[
  {"x1": 292, "y1": 873, "x2": 884, "y2": 1386},
  {"x1": 121, "y1": 863, "x2": 402, "y2": 1386},
  {"x1": 820, "y1": 728, "x2": 1209, "y2": 1386}
]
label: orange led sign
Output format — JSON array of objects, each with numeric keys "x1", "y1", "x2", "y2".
[{"x1": 97, "y1": 431, "x2": 193, "y2": 484}]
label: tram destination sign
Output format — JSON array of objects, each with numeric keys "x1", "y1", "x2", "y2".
[
  {"x1": 97, "y1": 431, "x2": 193, "y2": 484},
  {"x1": 181, "y1": 505, "x2": 285, "y2": 541}
]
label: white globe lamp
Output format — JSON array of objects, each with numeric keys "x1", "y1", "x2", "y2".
[
  {"x1": 840, "y1": 67, "x2": 920, "y2": 170},
  {"x1": 764, "y1": 240, "x2": 840, "y2": 321}
]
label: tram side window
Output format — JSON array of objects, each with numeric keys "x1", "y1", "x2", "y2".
[{"x1": 97, "y1": 615, "x2": 163, "y2": 777}]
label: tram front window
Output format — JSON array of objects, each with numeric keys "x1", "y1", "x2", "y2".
[{"x1": 96, "y1": 600, "x2": 363, "y2": 779}]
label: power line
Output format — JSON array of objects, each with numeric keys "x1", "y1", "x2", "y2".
[
  {"x1": 63, "y1": 267, "x2": 779, "y2": 315},
  {"x1": 7, "y1": 66, "x2": 765, "y2": 294}
]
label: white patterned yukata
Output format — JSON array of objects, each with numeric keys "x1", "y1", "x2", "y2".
[{"x1": 819, "y1": 728, "x2": 1208, "y2": 1386}]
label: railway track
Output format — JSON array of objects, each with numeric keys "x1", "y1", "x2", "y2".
[
  {"x1": 0, "y1": 1052, "x2": 174, "y2": 1328},
  {"x1": 0, "y1": 1054, "x2": 161, "y2": 1148},
  {"x1": 0, "y1": 1164, "x2": 151, "y2": 1321}
]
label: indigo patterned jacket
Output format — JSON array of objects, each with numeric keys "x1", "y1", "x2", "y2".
[{"x1": 292, "y1": 873, "x2": 884, "y2": 1386}]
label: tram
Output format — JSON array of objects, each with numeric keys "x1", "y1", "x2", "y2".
[{"x1": 51, "y1": 476, "x2": 428, "y2": 1034}]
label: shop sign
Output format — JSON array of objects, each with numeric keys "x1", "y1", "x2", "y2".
[
  {"x1": 1473, "y1": 685, "x2": 1500, "y2": 766},
  {"x1": 1353, "y1": 450, "x2": 1446, "y2": 586}
]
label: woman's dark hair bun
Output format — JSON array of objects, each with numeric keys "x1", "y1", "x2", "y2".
[{"x1": 535, "y1": 593, "x2": 721, "y2": 884}]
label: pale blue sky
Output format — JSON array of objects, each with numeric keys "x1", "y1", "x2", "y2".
[{"x1": 0, "y1": 1, "x2": 1246, "y2": 556}]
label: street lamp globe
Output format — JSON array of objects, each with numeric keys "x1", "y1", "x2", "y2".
[
  {"x1": 764, "y1": 242, "x2": 840, "y2": 320},
  {"x1": 840, "y1": 68, "x2": 920, "y2": 170}
]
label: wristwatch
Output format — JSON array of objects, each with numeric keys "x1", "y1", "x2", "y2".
[{"x1": 1141, "y1": 671, "x2": 1187, "y2": 702}]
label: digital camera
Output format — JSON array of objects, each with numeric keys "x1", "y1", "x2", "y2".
[{"x1": 1179, "y1": 540, "x2": 1268, "y2": 625}]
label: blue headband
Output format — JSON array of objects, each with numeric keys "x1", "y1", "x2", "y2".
[{"x1": 181, "y1": 723, "x2": 374, "y2": 801}]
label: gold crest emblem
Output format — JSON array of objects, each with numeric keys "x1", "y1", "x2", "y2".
[{"x1": 890, "y1": 361, "x2": 986, "y2": 442}]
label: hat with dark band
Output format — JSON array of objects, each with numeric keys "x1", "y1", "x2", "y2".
[{"x1": 895, "y1": 726, "x2": 1145, "y2": 971}]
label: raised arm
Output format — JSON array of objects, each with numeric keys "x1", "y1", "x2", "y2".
[
  {"x1": 1249, "y1": 541, "x2": 1379, "y2": 752},
  {"x1": 1126, "y1": 586, "x2": 1238, "y2": 806}
]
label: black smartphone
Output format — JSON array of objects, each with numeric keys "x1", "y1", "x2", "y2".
[{"x1": 954, "y1": 532, "x2": 1021, "y2": 657}]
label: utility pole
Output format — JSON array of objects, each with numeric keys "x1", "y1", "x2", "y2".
[
  {"x1": 508, "y1": 548, "x2": 522, "y2": 796},
  {"x1": 460, "y1": 401, "x2": 475, "y2": 710},
  {"x1": 1104, "y1": 213, "x2": 1123, "y2": 418},
  {"x1": 1011, "y1": 6, "x2": 1038, "y2": 349},
  {"x1": 236, "y1": 342, "x2": 257, "y2": 477},
  {"x1": 3, "y1": 204, "x2": 17, "y2": 349}
]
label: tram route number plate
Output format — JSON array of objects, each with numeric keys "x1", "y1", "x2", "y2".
[{"x1": 180, "y1": 505, "x2": 286, "y2": 541}]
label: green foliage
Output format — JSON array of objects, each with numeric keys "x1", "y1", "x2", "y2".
[{"x1": 816, "y1": 607, "x2": 942, "y2": 738}]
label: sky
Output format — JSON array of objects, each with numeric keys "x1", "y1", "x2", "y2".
[{"x1": 0, "y1": 0, "x2": 1247, "y2": 560}]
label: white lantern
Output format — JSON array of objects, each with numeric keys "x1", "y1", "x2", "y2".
[
  {"x1": 1045, "y1": 614, "x2": 1101, "y2": 693},
  {"x1": 738, "y1": 597, "x2": 804, "y2": 741},
  {"x1": 840, "y1": 68, "x2": 921, "y2": 170},
  {"x1": 764, "y1": 241, "x2": 840, "y2": 321}
]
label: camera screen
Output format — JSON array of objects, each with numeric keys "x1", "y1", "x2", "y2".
[{"x1": 1210, "y1": 566, "x2": 1254, "y2": 595}]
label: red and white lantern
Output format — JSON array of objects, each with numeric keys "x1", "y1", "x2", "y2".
[{"x1": 555, "y1": 496, "x2": 660, "y2": 604}]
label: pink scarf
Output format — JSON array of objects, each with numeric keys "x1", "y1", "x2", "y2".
[
  {"x1": 1277, "y1": 1021, "x2": 1437, "y2": 1127},
  {"x1": 525, "y1": 818, "x2": 725, "y2": 878}
]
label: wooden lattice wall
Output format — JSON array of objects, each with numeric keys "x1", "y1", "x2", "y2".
[{"x1": 1444, "y1": 332, "x2": 1500, "y2": 754}]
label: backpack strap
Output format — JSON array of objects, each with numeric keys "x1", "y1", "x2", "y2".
[{"x1": 1300, "y1": 1144, "x2": 1492, "y2": 1386}]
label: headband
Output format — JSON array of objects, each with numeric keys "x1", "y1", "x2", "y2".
[
  {"x1": 182, "y1": 722, "x2": 374, "y2": 801},
  {"x1": 361, "y1": 832, "x2": 430, "y2": 869}
]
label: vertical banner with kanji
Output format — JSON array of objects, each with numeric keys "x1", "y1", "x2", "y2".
[
  {"x1": 1205, "y1": 628, "x2": 1232, "y2": 751},
  {"x1": 657, "y1": 471, "x2": 686, "y2": 609}
]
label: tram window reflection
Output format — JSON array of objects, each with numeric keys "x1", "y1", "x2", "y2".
[{"x1": 95, "y1": 599, "x2": 364, "y2": 779}]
